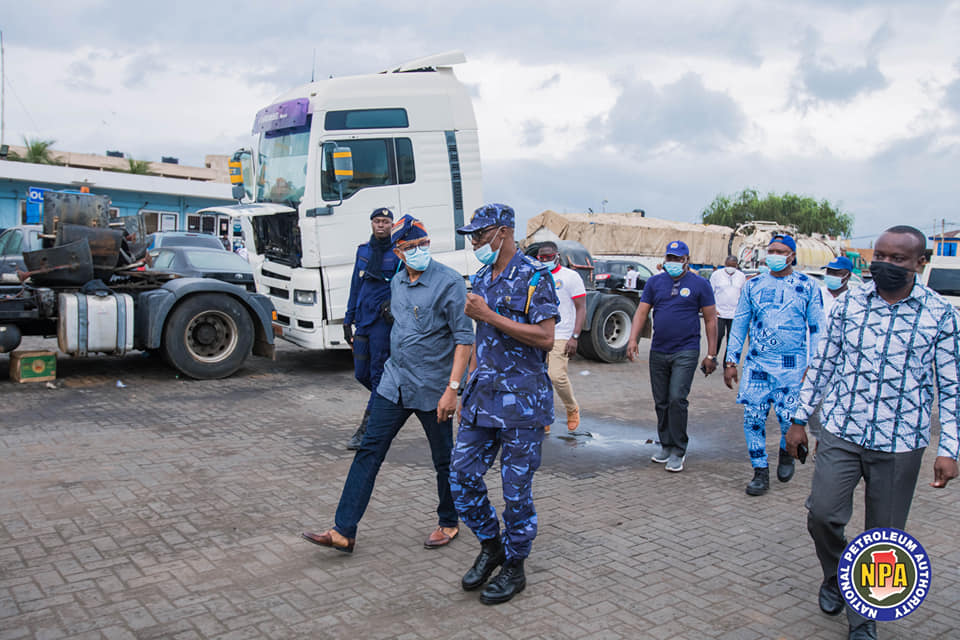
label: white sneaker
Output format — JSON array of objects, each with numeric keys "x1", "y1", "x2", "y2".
[
  {"x1": 665, "y1": 453, "x2": 686, "y2": 472},
  {"x1": 651, "y1": 447, "x2": 671, "y2": 463}
]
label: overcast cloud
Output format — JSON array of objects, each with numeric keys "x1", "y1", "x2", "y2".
[{"x1": 1, "y1": 0, "x2": 959, "y2": 241}]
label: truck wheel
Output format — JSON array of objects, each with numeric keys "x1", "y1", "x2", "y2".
[
  {"x1": 580, "y1": 296, "x2": 635, "y2": 363},
  {"x1": 162, "y1": 294, "x2": 254, "y2": 379}
]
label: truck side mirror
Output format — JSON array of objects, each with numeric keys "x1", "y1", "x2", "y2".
[
  {"x1": 319, "y1": 143, "x2": 353, "y2": 209},
  {"x1": 229, "y1": 149, "x2": 254, "y2": 202},
  {"x1": 332, "y1": 147, "x2": 353, "y2": 183}
]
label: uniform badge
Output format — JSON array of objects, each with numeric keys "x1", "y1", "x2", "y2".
[{"x1": 680, "y1": 287, "x2": 691, "y2": 297}]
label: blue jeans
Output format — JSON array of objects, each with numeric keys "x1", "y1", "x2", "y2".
[
  {"x1": 334, "y1": 393, "x2": 458, "y2": 539},
  {"x1": 648, "y1": 349, "x2": 699, "y2": 456}
]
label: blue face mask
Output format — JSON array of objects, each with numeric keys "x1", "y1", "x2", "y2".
[
  {"x1": 765, "y1": 254, "x2": 789, "y2": 272},
  {"x1": 473, "y1": 227, "x2": 503, "y2": 265},
  {"x1": 403, "y1": 246, "x2": 431, "y2": 272},
  {"x1": 824, "y1": 274, "x2": 845, "y2": 290},
  {"x1": 663, "y1": 261, "x2": 684, "y2": 277}
]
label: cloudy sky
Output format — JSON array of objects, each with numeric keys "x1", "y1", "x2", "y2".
[{"x1": 2, "y1": 0, "x2": 959, "y2": 241}]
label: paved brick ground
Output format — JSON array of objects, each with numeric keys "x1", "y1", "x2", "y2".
[{"x1": 1, "y1": 338, "x2": 957, "y2": 639}]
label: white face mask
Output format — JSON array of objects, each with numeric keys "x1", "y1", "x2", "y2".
[{"x1": 724, "y1": 266, "x2": 736, "y2": 274}]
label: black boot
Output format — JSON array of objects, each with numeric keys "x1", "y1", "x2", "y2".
[
  {"x1": 461, "y1": 537, "x2": 505, "y2": 591},
  {"x1": 346, "y1": 409, "x2": 370, "y2": 451},
  {"x1": 480, "y1": 559, "x2": 526, "y2": 605},
  {"x1": 745, "y1": 467, "x2": 770, "y2": 496},
  {"x1": 777, "y1": 448, "x2": 795, "y2": 483}
]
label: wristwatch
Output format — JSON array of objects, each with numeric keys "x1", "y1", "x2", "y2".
[
  {"x1": 448, "y1": 380, "x2": 460, "y2": 391},
  {"x1": 572, "y1": 333, "x2": 580, "y2": 339},
  {"x1": 706, "y1": 355, "x2": 718, "y2": 362}
]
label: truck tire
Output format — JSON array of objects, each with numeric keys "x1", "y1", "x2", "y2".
[
  {"x1": 579, "y1": 296, "x2": 635, "y2": 363},
  {"x1": 162, "y1": 293, "x2": 254, "y2": 380}
]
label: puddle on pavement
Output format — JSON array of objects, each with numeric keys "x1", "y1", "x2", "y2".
[{"x1": 363, "y1": 410, "x2": 749, "y2": 476}]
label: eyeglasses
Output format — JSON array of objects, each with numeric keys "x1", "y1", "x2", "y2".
[
  {"x1": 537, "y1": 252, "x2": 558, "y2": 261},
  {"x1": 470, "y1": 226, "x2": 497, "y2": 243},
  {"x1": 399, "y1": 239, "x2": 431, "y2": 251}
]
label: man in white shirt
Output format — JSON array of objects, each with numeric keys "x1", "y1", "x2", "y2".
[
  {"x1": 537, "y1": 242, "x2": 586, "y2": 433},
  {"x1": 624, "y1": 266, "x2": 639, "y2": 290},
  {"x1": 709, "y1": 256, "x2": 746, "y2": 362}
]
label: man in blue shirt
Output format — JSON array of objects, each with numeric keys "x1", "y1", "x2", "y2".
[
  {"x1": 724, "y1": 234, "x2": 822, "y2": 496},
  {"x1": 627, "y1": 240, "x2": 719, "y2": 472},
  {"x1": 302, "y1": 215, "x2": 474, "y2": 554},
  {"x1": 343, "y1": 207, "x2": 401, "y2": 450},
  {"x1": 786, "y1": 226, "x2": 958, "y2": 640},
  {"x1": 451, "y1": 203, "x2": 559, "y2": 605}
]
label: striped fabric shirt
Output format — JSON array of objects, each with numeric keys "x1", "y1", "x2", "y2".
[{"x1": 794, "y1": 281, "x2": 960, "y2": 458}]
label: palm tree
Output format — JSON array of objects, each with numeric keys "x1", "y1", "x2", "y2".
[
  {"x1": 8, "y1": 136, "x2": 62, "y2": 164},
  {"x1": 127, "y1": 158, "x2": 151, "y2": 174}
]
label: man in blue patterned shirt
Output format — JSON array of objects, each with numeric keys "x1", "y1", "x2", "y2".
[
  {"x1": 451, "y1": 203, "x2": 559, "y2": 605},
  {"x1": 724, "y1": 234, "x2": 823, "y2": 496},
  {"x1": 786, "y1": 226, "x2": 959, "y2": 640}
]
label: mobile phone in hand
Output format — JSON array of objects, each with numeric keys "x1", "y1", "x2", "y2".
[{"x1": 797, "y1": 443, "x2": 808, "y2": 464}]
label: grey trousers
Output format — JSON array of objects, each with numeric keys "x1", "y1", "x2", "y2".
[
  {"x1": 648, "y1": 349, "x2": 699, "y2": 456},
  {"x1": 805, "y1": 429, "x2": 925, "y2": 627}
]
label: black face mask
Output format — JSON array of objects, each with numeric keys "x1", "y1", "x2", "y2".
[{"x1": 870, "y1": 261, "x2": 913, "y2": 292}]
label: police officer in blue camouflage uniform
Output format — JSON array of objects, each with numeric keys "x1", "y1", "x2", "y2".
[
  {"x1": 343, "y1": 208, "x2": 400, "y2": 450},
  {"x1": 451, "y1": 203, "x2": 560, "y2": 605}
]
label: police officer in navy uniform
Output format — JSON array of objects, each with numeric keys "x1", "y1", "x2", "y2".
[
  {"x1": 343, "y1": 208, "x2": 400, "y2": 450},
  {"x1": 451, "y1": 203, "x2": 560, "y2": 605}
]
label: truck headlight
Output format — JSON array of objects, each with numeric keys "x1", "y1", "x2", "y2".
[{"x1": 293, "y1": 289, "x2": 317, "y2": 305}]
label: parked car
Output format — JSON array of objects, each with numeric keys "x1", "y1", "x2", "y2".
[
  {"x1": 593, "y1": 259, "x2": 653, "y2": 290},
  {"x1": 146, "y1": 247, "x2": 256, "y2": 291},
  {"x1": 146, "y1": 231, "x2": 226, "y2": 252},
  {"x1": 0, "y1": 225, "x2": 43, "y2": 283}
]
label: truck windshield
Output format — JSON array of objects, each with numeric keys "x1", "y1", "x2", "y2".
[
  {"x1": 257, "y1": 120, "x2": 310, "y2": 208},
  {"x1": 927, "y1": 267, "x2": 960, "y2": 296}
]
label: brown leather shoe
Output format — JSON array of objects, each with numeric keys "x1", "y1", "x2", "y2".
[
  {"x1": 301, "y1": 529, "x2": 355, "y2": 553},
  {"x1": 567, "y1": 407, "x2": 580, "y2": 431},
  {"x1": 424, "y1": 526, "x2": 459, "y2": 549}
]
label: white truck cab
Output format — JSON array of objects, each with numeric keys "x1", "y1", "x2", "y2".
[{"x1": 201, "y1": 51, "x2": 482, "y2": 350}]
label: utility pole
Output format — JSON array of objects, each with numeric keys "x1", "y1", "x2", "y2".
[{"x1": 1, "y1": 30, "x2": 6, "y2": 148}]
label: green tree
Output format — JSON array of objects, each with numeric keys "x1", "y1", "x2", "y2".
[
  {"x1": 700, "y1": 188, "x2": 853, "y2": 237},
  {"x1": 127, "y1": 158, "x2": 151, "y2": 174},
  {"x1": 8, "y1": 136, "x2": 63, "y2": 164}
]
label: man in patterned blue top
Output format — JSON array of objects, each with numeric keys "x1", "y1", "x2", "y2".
[
  {"x1": 724, "y1": 234, "x2": 823, "y2": 496},
  {"x1": 786, "y1": 226, "x2": 959, "y2": 640},
  {"x1": 451, "y1": 203, "x2": 559, "y2": 605}
]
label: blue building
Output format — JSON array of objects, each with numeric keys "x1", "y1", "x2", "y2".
[
  {"x1": 0, "y1": 159, "x2": 237, "y2": 240},
  {"x1": 930, "y1": 231, "x2": 960, "y2": 257}
]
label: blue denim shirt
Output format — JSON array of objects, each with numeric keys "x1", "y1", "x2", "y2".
[
  {"x1": 377, "y1": 260, "x2": 475, "y2": 412},
  {"x1": 460, "y1": 250, "x2": 560, "y2": 429}
]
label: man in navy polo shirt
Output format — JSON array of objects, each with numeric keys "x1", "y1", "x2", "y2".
[{"x1": 627, "y1": 240, "x2": 719, "y2": 472}]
